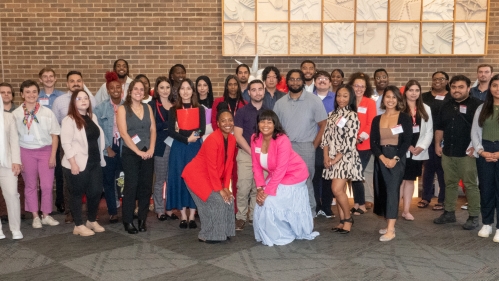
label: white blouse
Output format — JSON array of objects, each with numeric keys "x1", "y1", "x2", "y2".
[
  {"x1": 12, "y1": 104, "x2": 61, "y2": 149},
  {"x1": 260, "y1": 152, "x2": 268, "y2": 170}
]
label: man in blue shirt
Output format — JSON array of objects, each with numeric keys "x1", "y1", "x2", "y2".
[
  {"x1": 37, "y1": 67, "x2": 64, "y2": 110},
  {"x1": 470, "y1": 64, "x2": 493, "y2": 101}
]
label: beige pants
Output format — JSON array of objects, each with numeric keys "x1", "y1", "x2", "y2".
[
  {"x1": 235, "y1": 150, "x2": 257, "y2": 221},
  {"x1": 0, "y1": 166, "x2": 21, "y2": 233}
]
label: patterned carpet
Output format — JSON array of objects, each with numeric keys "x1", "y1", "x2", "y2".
[{"x1": 0, "y1": 197, "x2": 497, "y2": 281}]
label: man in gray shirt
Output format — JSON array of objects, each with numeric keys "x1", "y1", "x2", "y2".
[{"x1": 273, "y1": 69, "x2": 327, "y2": 215}]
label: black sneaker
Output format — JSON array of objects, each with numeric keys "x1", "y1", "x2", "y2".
[
  {"x1": 433, "y1": 211, "x2": 456, "y2": 224},
  {"x1": 462, "y1": 216, "x2": 479, "y2": 230}
]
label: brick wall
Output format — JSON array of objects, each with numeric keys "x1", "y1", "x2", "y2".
[{"x1": 1, "y1": 0, "x2": 498, "y2": 102}]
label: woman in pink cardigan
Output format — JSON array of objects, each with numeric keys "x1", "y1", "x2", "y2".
[{"x1": 251, "y1": 110, "x2": 319, "y2": 246}]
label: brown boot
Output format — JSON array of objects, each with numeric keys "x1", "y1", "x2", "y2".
[{"x1": 65, "y1": 213, "x2": 73, "y2": 224}]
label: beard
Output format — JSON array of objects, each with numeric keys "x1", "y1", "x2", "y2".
[
  {"x1": 304, "y1": 76, "x2": 313, "y2": 82},
  {"x1": 117, "y1": 72, "x2": 128, "y2": 79},
  {"x1": 288, "y1": 85, "x2": 303, "y2": 93}
]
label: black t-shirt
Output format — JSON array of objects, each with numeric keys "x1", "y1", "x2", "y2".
[
  {"x1": 227, "y1": 97, "x2": 238, "y2": 114},
  {"x1": 83, "y1": 115, "x2": 101, "y2": 163},
  {"x1": 421, "y1": 91, "x2": 452, "y2": 131}
]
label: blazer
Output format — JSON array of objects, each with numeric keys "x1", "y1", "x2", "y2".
[
  {"x1": 356, "y1": 96, "x2": 377, "y2": 151},
  {"x1": 61, "y1": 114, "x2": 106, "y2": 171},
  {"x1": 370, "y1": 112, "x2": 413, "y2": 159},
  {"x1": 411, "y1": 104, "x2": 433, "y2": 160},
  {"x1": 471, "y1": 104, "x2": 486, "y2": 158},
  {"x1": 182, "y1": 129, "x2": 236, "y2": 202},
  {"x1": 1, "y1": 112, "x2": 21, "y2": 167},
  {"x1": 251, "y1": 133, "x2": 308, "y2": 196}
]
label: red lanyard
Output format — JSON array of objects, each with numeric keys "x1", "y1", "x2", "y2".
[
  {"x1": 411, "y1": 107, "x2": 417, "y2": 125},
  {"x1": 156, "y1": 100, "x2": 165, "y2": 122},
  {"x1": 227, "y1": 101, "x2": 238, "y2": 116}
]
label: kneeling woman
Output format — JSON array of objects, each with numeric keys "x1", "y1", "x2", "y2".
[
  {"x1": 61, "y1": 90, "x2": 107, "y2": 236},
  {"x1": 251, "y1": 110, "x2": 319, "y2": 246},
  {"x1": 182, "y1": 103, "x2": 236, "y2": 243}
]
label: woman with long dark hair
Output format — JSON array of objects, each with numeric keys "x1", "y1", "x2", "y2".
[
  {"x1": 371, "y1": 86, "x2": 412, "y2": 242},
  {"x1": 149, "y1": 76, "x2": 178, "y2": 221},
  {"x1": 322, "y1": 84, "x2": 363, "y2": 234},
  {"x1": 211, "y1": 75, "x2": 246, "y2": 130},
  {"x1": 251, "y1": 110, "x2": 319, "y2": 246},
  {"x1": 472, "y1": 74, "x2": 499, "y2": 242},
  {"x1": 400, "y1": 80, "x2": 433, "y2": 221},
  {"x1": 117, "y1": 80, "x2": 156, "y2": 234},
  {"x1": 61, "y1": 90, "x2": 106, "y2": 236},
  {"x1": 167, "y1": 78, "x2": 205, "y2": 229},
  {"x1": 196, "y1": 76, "x2": 215, "y2": 139}
]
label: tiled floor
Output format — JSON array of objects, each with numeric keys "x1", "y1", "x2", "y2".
[{"x1": 0, "y1": 197, "x2": 497, "y2": 281}]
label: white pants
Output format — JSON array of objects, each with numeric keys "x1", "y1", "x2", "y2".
[{"x1": 0, "y1": 166, "x2": 21, "y2": 233}]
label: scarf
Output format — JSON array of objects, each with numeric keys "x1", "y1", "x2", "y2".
[{"x1": 22, "y1": 102, "x2": 40, "y2": 130}]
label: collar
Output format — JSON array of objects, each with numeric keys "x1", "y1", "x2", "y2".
[
  {"x1": 286, "y1": 91, "x2": 306, "y2": 101},
  {"x1": 314, "y1": 90, "x2": 335, "y2": 98}
]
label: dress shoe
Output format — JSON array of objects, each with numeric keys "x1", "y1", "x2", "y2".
[
  {"x1": 65, "y1": 213, "x2": 74, "y2": 224},
  {"x1": 379, "y1": 231, "x2": 396, "y2": 242},
  {"x1": 86, "y1": 221, "x2": 105, "y2": 233},
  {"x1": 123, "y1": 222, "x2": 138, "y2": 234},
  {"x1": 166, "y1": 213, "x2": 179, "y2": 220},
  {"x1": 73, "y1": 225, "x2": 95, "y2": 236},
  {"x1": 138, "y1": 220, "x2": 147, "y2": 232},
  {"x1": 55, "y1": 203, "x2": 65, "y2": 214},
  {"x1": 198, "y1": 238, "x2": 222, "y2": 244},
  {"x1": 109, "y1": 215, "x2": 119, "y2": 224},
  {"x1": 157, "y1": 214, "x2": 167, "y2": 221},
  {"x1": 188, "y1": 220, "x2": 197, "y2": 229},
  {"x1": 179, "y1": 220, "x2": 188, "y2": 229}
]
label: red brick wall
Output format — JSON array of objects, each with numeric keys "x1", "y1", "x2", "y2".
[{"x1": 1, "y1": 0, "x2": 498, "y2": 102}]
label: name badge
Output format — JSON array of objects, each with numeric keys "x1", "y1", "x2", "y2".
[
  {"x1": 357, "y1": 106, "x2": 367, "y2": 114},
  {"x1": 164, "y1": 136, "x2": 173, "y2": 147},
  {"x1": 39, "y1": 98, "x2": 49, "y2": 106},
  {"x1": 371, "y1": 95, "x2": 379, "y2": 102},
  {"x1": 460, "y1": 105, "x2": 467, "y2": 114},
  {"x1": 255, "y1": 147, "x2": 261, "y2": 153},
  {"x1": 406, "y1": 150, "x2": 411, "y2": 158},
  {"x1": 23, "y1": 134, "x2": 34, "y2": 142},
  {"x1": 336, "y1": 116, "x2": 347, "y2": 128},
  {"x1": 114, "y1": 132, "x2": 120, "y2": 139},
  {"x1": 391, "y1": 124, "x2": 403, "y2": 135},
  {"x1": 413, "y1": 125, "x2": 420, "y2": 133},
  {"x1": 435, "y1": 95, "x2": 445, "y2": 100},
  {"x1": 131, "y1": 134, "x2": 141, "y2": 144}
]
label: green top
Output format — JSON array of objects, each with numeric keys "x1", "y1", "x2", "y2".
[{"x1": 483, "y1": 105, "x2": 499, "y2": 141}]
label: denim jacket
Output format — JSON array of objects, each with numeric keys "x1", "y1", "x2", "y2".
[{"x1": 94, "y1": 99, "x2": 123, "y2": 156}]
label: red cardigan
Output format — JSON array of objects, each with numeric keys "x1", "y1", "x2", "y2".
[
  {"x1": 182, "y1": 129, "x2": 236, "y2": 202},
  {"x1": 211, "y1": 97, "x2": 246, "y2": 130}
]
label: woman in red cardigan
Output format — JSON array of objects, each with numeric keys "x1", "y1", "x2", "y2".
[{"x1": 182, "y1": 103, "x2": 236, "y2": 243}]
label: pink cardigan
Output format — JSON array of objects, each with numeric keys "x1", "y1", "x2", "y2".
[{"x1": 251, "y1": 133, "x2": 308, "y2": 196}]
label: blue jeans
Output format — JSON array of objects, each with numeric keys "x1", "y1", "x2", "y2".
[
  {"x1": 477, "y1": 140, "x2": 499, "y2": 227},
  {"x1": 101, "y1": 141, "x2": 121, "y2": 216}
]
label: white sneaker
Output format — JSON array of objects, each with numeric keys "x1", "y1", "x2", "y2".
[
  {"x1": 32, "y1": 217, "x2": 42, "y2": 228},
  {"x1": 317, "y1": 210, "x2": 326, "y2": 217},
  {"x1": 478, "y1": 225, "x2": 492, "y2": 238},
  {"x1": 494, "y1": 230, "x2": 499, "y2": 243},
  {"x1": 461, "y1": 203, "x2": 468, "y2": 210},
  {"x1": 331, "y1": 199, "x2": 337, "y2": 206},
  {"x1": 86, "y1": 221, "x2": 105, "y2": 233},
  {"x1": 12, "y1": 230, "x2": 23, "y2": 240},
  {"x1": 0, "y1": 230, "x2": 5, "y2": 239},
  {"x1": 41, "y1": 215, "x2": 60, "y2": 226}
]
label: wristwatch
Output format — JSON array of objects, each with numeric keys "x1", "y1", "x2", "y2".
[{"x1": 394, "y1": 156, "x2": 400, "y2": 162}]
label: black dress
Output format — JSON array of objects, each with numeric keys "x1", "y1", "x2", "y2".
[
  {"x1": 403, "y1": 114, "x2": 422, "y2": 181},
  {"x1": 370, "y1": 112, "x2": 413, "y2": 219}
]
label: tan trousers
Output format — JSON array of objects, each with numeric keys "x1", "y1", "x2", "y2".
[
  {"x1": 0, "y1": 166, "x2": 21, "y2": 233},
  {"x1": 235, "y1": 150, "x2": 257, "y2": 221}
]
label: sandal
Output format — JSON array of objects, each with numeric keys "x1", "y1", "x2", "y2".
[
  {"x1": 417, "y1": 200, "x2": 429, "y2": 208},
  {"x1": 352, "y1": 208, "x2": 365, "y2": 216},
  {"x1": 332, "y1": 219, "x2": 345, "y2": 232},
  {"x1": 432, "y1": 203, "x2": 444, "y2": 211}
]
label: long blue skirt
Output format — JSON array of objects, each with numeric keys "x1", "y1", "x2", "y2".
[
  {"x1": 166, "y1": 139, "x2": 201, "y2": 210},
  {"x1": 253, "y1": 180, "x2": 320, "y2": 246}
]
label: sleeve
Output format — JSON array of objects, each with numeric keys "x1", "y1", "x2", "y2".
[
  {"x1": 7, "y1": 114, "x2": 21, "y2": 164},
  {"x1": 60, "y1": 118, "x2": 76, "y2": 160},
  {"x1": 314, "y1": 97, "x2": 328, "y2": 123},
  {"x1": 168, "y1": 109, "x2": 188, "y2": 144},
  {"x1": 51, "y1": 98, "x2": 62, "y2": 125},
  {"x1": 370, "y1": 116, "x2": 382, "y2": 157},
  {"x1": 359, "y1": 99, "x2": 376, "y2": 139},
  {"x1": 202, "y1": 136, "x2": 224, "y2": 192},
  {"x1": 337, "y1": 112, "x2": 359, "y2": 155},
  {"x1": 94, "y1": 83, "x2": 108, "y2": 106},
  {"x1": 471, "y1": 104, "x2": 484, "y2": 154},
  {"x1": 93, "y1": 105, "x2": 110, "y2": 149},
  {"x1": 223, "y1": 136, "x2": 236, "y2": 189},
  {"x1": 250, "y1": 135, "x2": 266, "y2": 188},
  {"x1": 199, "y1": 106, "x2": 206, "y2": 135},
  {"x1": 320, "y1": 112, "x2": 333, "y2": 149},
  {"x1": 415, "y1": 105, "x2": 433, "y2": 150},
  {"x1": 264, "y1": 136, "x2": 293, "y2": 196},
  {"x1": 397, "y1": 113, "x2": 413, "y2": 159},
  {"x1": 49, "y1": 110, "x2": 61, "y2": 135}
]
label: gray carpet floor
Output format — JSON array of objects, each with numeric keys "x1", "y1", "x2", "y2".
[{"x1": 0, "y1": 197, "x2": 497, "y2": 281}]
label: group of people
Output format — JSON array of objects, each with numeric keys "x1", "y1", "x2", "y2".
[{"x1": 1, "y1": 59, "x2": 499, "y2": 245}]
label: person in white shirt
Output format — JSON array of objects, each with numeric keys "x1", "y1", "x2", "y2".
[
  {"x1": 372, "y1": 69, "x2": 389, "y2": 115},
  {"x1": 94, "y1": 59, "x2": 133, "y2": 105},
  {"x1": 301, "y1": 60, "x2": 316, "y2": 93}
]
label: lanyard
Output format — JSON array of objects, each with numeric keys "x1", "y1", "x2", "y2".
[
  {"x1": 156, "y1": 100, "x2": 165, "y2": 122},
  {"x1": 411, "y1": 107, "x2": 417, "y2": 125}
]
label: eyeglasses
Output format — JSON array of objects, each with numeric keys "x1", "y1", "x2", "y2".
[
  {"x1": 433, "y1": 77, "x2": 446, "y2": 82},
  {"x1": 375, "y1": 76, "x2": 387, "y2": 81},
  {"x1": 76, "y1": 97, "x2": 89, "y2": 101},
  {"x1": 353, "y1": 84, "x2": 366, "y2": 89},
  {"x1": 288, "y1": 78, "x2": 302, "y2": 82}
]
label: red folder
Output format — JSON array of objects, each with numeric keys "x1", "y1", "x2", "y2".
[{"x1": 177, "y1": 108, "x2": 199, "y2": 130}]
